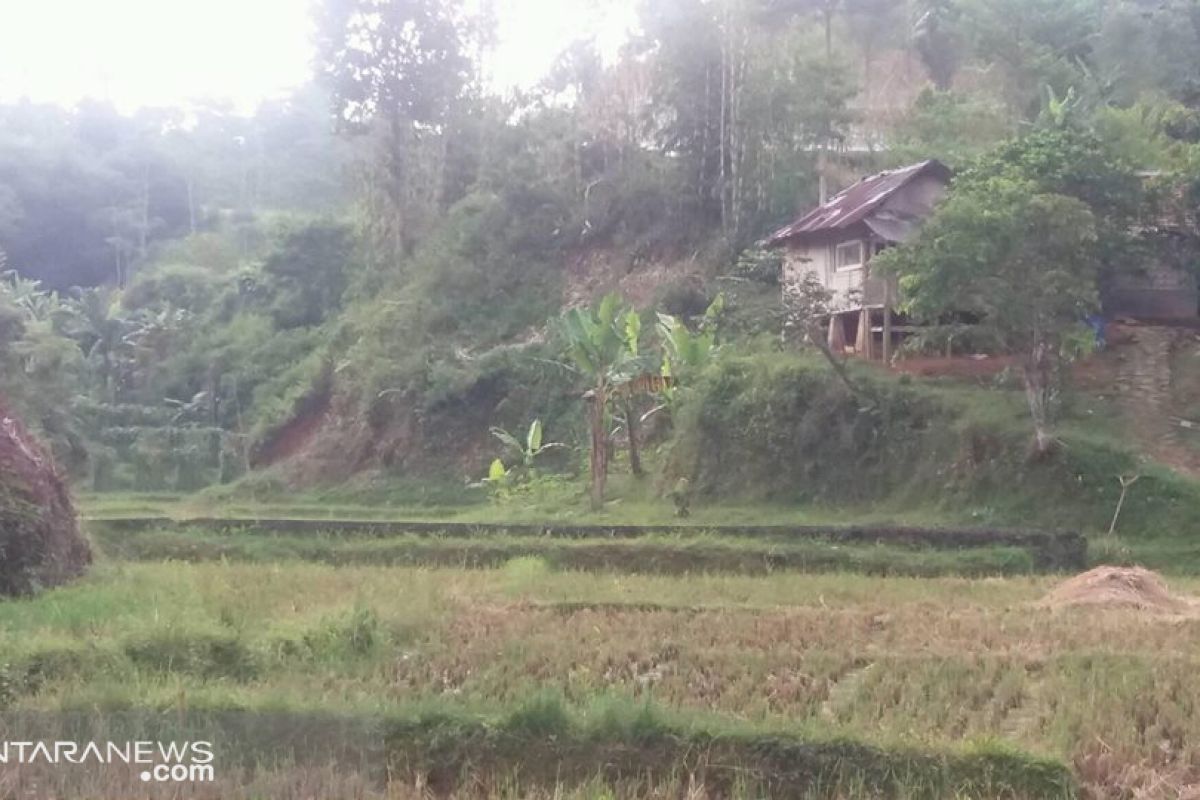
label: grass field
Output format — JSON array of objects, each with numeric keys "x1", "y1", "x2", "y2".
[
  {"x1": 28, "y1": 466, "x2": 1200, "y2": 798},
  {"x1": 76, "y1": 486, "x2": 1200, "y2": 575},
  {"x1": 89, "y1": 521, "x2": 1079, "y2": 577},
  {"x1": 77, "y1": 489, "x2": 964, "y2": 527},
  {"x1": 4, "y1": 538, "x2": 1200, "y2": 797}
]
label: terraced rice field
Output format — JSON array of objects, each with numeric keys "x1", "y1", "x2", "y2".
[{"x1": 2, "y1": 523, "x2": 1200, "y2": 797}]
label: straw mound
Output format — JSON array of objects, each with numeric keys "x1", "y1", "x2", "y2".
[{"x1": 1040, "y1": 566, "x2": 1193, "y2": 613}]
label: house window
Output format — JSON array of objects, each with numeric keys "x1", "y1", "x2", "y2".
[{"x1": 835, "y1": 240, "x2": 864, "y2": 271}]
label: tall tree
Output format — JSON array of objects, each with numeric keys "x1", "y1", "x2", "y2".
[
  {"x1": 639, "y1": 0, "x2": 854, "y2": 242},
  {"x1": 876, "y1": 177, "x2": 1098, "y2": 454},
  {"x1": 876, "y1": 120, "x2": 1140, "y2": 455},
  {"x1": 912, "y1": 0, "x2": 963, "y2": 90},
  {"x1": 962, "y1": 0, "x2": 1102, "y2": 118},
  {"x1": 315, "y1": 0, "x2": 477, "y2": 258}
]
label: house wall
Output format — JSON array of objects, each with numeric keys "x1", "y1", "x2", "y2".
[
  {"x1": 782, "y1": 238, "x2": 864, "y2": 311},
  {"x1": 780, "y1": 177, "x2": 947, "y2": 312},
  {"x1": 782, "y1": 234, "x2": 902, "y2": 310},
  {"x1": 877, "y1": 174, "x2": 947, "y2": 235},
  {"x1": 861, "y1": 257, "x2": 897, "y2": 307},
  {"x1": 1106, "y1": 260, "x2": 1198, "y2": 319}
]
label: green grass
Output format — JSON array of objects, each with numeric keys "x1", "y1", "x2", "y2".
[
  {"x1": 75, "y1": 385, "x2": 1200, "y2": 552},
  {"x1": 0, "y1": 698, "x2": 1073, "y2": 798},
  {"x1": 73, "y1": 341, "x2": 1200, "y2": 548},
  {"x1": 1091, "y1": 535, "x2": 1200, "y2": 575},
  {"x1": 83, "y1": 488, "x2": 1200, "y2": 578},
  {"x1": 380, "y1": 697, "x2": 1074, "y2": 799},
  {"x1": 88, "y1": 522, "x2": 1053, "y2": 577},
  {"x1": 10, "y1": 558, "x2": 1200, "y2": 793},
  {"x1": 77, "y1": 486, "x2": 969, "y2": 528},
  {"x1": 50, "y1": 352, "x2": 1200, "y2": 796}
]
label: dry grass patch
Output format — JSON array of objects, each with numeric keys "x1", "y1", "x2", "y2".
[{"x1": 8, "y1": 563, "x2": 1200, "y2": 795}]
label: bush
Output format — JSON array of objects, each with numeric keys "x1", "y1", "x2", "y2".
[
  {"x1": 123, "y1": 629, "x2": 259, "y2": 681},
  {"x1": 300, "y1": 607, "x2": 382, "y2": 660},
  {"x1": 655, "y1": 277, "x2": 712, "y2": 319},
  {"x1": 665, "y1": 351, "x2": 1200, "y2": 537},
  {"x1": 667, "y1": 353, "x2": 945, "y2": 503}
]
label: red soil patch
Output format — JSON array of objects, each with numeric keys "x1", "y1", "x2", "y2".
[
  {"x1": 253, "y1": 394, "x2": 331, "y2": 468},
  {"x1": 890, "y1": 355, "x2": 1016, "y2": 379}
]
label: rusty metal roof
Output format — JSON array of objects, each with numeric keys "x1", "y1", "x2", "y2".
[{"x1": 767, "y1": 160, "x2": 950, "y2": 246}]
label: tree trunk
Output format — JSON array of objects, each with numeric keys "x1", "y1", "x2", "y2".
[
  {"x1": 727, "y1": 17, "x2": 748, "y2": 239},
  {"x1": 882, "y1": 282, "x2": 893, "y2": 364},
  {"x1": 138, "y1": 164, "x2": 150, "y2": 262},
  {"x1": 718, "y1": 3, "x2": 730, "y2": 234},
  {"x1": 824, "y1": 6, "x2": 833, "y2": 64},
  {"x1": 103, "y1": 352, "x2": 115, "y2": 404},
  {"x1": 186, "y1": 175, "x2": 197, "y2": 235},
  {"x1": 1022, "y1": 341, "x2": 1055, "y2": 457},
  {"x1": 702, "y1": 63, "x2": 711, "y2": 204},
  {"x1": 386, "y1": 113, "x2": 408, "y2": 258},
  {"x1": 588, "y1": 389, "x2": 609, "y2": 510},
  {"x1": 807, "y1": 319, "x2": 861, "y2": 397},
  {"x1": 625, "y1": 399, "x2": 643, "y2": 477}
]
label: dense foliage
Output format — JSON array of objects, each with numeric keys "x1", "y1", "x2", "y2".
[{"x1": 0, "y1": 0, "x2": 1198, "y2": 495}]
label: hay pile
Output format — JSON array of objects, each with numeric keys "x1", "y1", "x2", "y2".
[
  {"x1": 1041, "y1": 566, "x2": 1194, "y2": 613},
  {"x1": 0, "y1": 399, "x2": 90, "y2": 596}
]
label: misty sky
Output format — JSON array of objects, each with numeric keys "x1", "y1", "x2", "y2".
[{"x1": 0, "y1": 0, "x2": 636, "y2": 113}]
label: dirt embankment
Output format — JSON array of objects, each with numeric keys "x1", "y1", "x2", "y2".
[
  {"x1": 253, "y1": 392, "x2": 332, "y2": 469},
  {"x1": 0, "y1": 397, "x2": 90, "y2": 595}
]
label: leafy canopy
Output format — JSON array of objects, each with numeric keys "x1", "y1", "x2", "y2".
[
  {"x1": 558, "y1": 294, "x2": 654, "y2": 388},
  {"x1": 877, "y1": 176, "x2": 1099, "y2": 352}
]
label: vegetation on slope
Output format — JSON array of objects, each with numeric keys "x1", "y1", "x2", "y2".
[
  {"x1": 0, "y1": 0, "x2": 1199, "y2": 533},
  {"x1": 668, "y1": 351, "x2": 1200, "y2": 539}
]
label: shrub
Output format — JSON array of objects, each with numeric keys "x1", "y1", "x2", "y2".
[
  {"x1": 665, "y1": 351, "x2": 1200, "y2": 537},
  {"x1": 123, "y1": 630, "x2": 259, "y2": 681},
  {"x1": 301, "y1": 607, "x2": 382, "y2": 660},
  {"x1": 667, "y1": 353, "x2": 945, "y2": 503}
]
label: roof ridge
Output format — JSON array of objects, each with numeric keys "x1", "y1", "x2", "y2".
[{"x1": 765, "y1": 159, "x2": 949, "y2": 246}]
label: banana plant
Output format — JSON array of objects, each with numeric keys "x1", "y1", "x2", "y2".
[
  {"x1": 59, "y1": 288, "x2": 141, "y2": 403},
  {"x1": 558, "y1": 293, "x2": 657, "y2": 509},
  {"x1": 656, "y1": 293, "x2": 724, "y2": 408},
  {"x1": 657, "y1": 314, "x2": 717, "y2": 371},
  {"x1": 483, "y1": 457, "x2": 511, "y2": 497},
  {"x1": 489, "y1": 418, "x2": 563, "y2": 477},
  {"x1": 1, "y1": 271, "x2": 64, "y2": 322}
]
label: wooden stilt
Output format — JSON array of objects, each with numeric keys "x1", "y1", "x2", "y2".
[
  {"x1": 857, "y1": 308, "x2": 874, "y2": 359},
  {"x1": 882, "y1": 284, "x2": 893, "y2": 365},
  {"x1": 828, "y1": 314, "x2": 846, "y2": 354}
]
